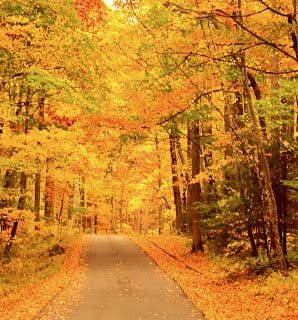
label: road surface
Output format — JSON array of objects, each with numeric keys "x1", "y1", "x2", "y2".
[{"x1": 39, "y1": 235, "x2": 204, "y2": 320}]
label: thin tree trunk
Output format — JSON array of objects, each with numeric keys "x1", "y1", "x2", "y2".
[
  {"x1": 80, "y1": 176, "x2": 85, "y2": 208},
  {"x1": 34, "y1": 173, "x2": 41, "y2": 221},
  {"x1": 144, "y1": 204, "x2": 148, "y2": 235},
  {"x1": 236, "y1": 161, "x2": 258, "y2": 257},
  {"x1": 94, "y1": 215, "x2": 98, "y2": 234},
  {"x1": 44, "y1": 174, "x2": 55, "y2": 219},
  {"x1": 18, "y1": 89, "x2": 32, "y2": 210},
  {"x1": 175, "y1": 134, "x2": 189, "y2": 233},
  {"x1": 58, "y1": 189, "x2": 66, "y2": 224},
  {"x1": 270, "y1": 56, "x2": 289, "y2": 257},
  {"x1": 2, "y1": 170, "x2": 17, "y2": 208},
  {"x1": 186, "y1": 124, "x2": 192, "y2": 233},
  {"x1": 169, "y1": 128, "x2": 183, "y2": 232},
  {"x1": 35, "y1": 91, "x2": 44, "y2": 222},
  {"x1": 137, "y1": 209, "x2": 141, "y2": 234},
  {"x1": 17, "y1": 172, "x2": 27, "y2": 210},
  {"x1": 111, "y1": 194, "x2": 115, "y2": 233},
  {"x1": 4, "y1": 221, "x2": 18, "y2": 258},
  {"x1": 158, "y1": 205, "x2": 164, "y2": 234},
  {"x1": 44, "y1": 159, "x2": 55, "y2": 219},
  {"x1": 68, "y1": 185, "x2": 75, "y2": 220},
  {"x1": 190, "y1": 122, "x2": 204, "y2": 253},
  {"x1": 119, "y1": 184, "x2": 124, "y2": 233},
  {"x1": 155, "y1": 134, "x2": 164, "y2": 234},
  {"x1": 125, "y1": 203, "x2": 129, "y2": 224}
]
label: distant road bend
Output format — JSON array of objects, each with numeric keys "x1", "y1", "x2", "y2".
[{"x1": 40, "y1": 235, "x2": 204, "y2": 320}]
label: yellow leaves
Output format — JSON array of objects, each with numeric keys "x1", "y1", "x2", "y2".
[
  {"x1": 191, "y1": 171, "x2": 210, "y2": 185},
  {"x1": 129, "y1": 196, "x2": 142, "y2": 210},
  {"x1": 0, "y1": 124, "x2": 97, "y2": 182}
]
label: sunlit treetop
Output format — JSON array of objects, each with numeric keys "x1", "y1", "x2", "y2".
[{"x1": 102, "y1": 0, "x2": 115, "y2": 9}]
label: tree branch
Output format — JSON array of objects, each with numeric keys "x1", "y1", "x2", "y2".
[{"x1": 258, "y1": 0, "x2": 289, "y2": 17}]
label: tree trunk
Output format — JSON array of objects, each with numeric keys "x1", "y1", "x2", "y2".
[
  {"x1": 68, "y1": 185, "x2": 75, "y2": 220},
  {"x1": 137, "y1": 209, "x2": 141, "y2": 234},
  {"x1": 4, "y1": 221, "x2": 18, "y2": 258},
  {"x1": 270, "y1": 57, "x2": 289, "y2": 257},
  {"x1": 242, "y1": 62, "x2": 288, "y2": 273},
  {"x1": 58, "y1": 189, "x2": 65, "y2": 224},
  {"x1": 34, "y1": 173, "x2": 41, "y2": 221},
  {"x1": 17, "y1": 172, "x2": 27, "y2": 210},
  {"x1": 189, "y1": 122, "x2": 204, "y2": 253},
  {"x1": 175, "y1": 133, "x2": 189, "y2": 233},
  {"x1": 158, "y1": 205, "x2": 164, "y2": 234},
  {"x1": 186, "y1": 124, "x2": 193, "y2": 233},
  {"x1": 119, "y1": 184, "x2": 124, "y2": 233},
  {"x1": 144, "y1": 205, "x2": 148, "y2": 235},
  {"x1": 44, "y1": 160, "x2": 55, "y2": 219},
  {"x1": 169, "y1": 128, "x2": 183, "y2": 232},
  {"x1": 18, "y1": 89, "x2": 32, "y2": 210},
  {"x1": 2, "y1": 170, "x2": 17, "y2": 208},
  {"x1": 94, "y1": 215, "x2": 98, "y2": 234},
  {"x1": 35, "y1": 91, "x2": 44, "y2": 222},
  {"x1": 236, "y1": 163, "x2": 258, "y2": 257},
  {"x1": 155, "y1": 134, "x2": 164, "y2": 234},
  {"x1": 111, "y1": 194, "x2": 115, "y2": 233}
]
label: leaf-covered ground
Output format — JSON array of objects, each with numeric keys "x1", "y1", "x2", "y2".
[
  {"x1": 1, "y1": 235, "x2": 297, "y2": 320},
  {"x1": 0, "y1": 238, "x2": 86, "y2": 320},
  {"x1": 132, "y1": 235, "x2": 298, "y2": 320}
]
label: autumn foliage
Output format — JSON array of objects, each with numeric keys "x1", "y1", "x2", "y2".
[{"x1": 0, "y1": 0, "x2": 297, "y2": 318}]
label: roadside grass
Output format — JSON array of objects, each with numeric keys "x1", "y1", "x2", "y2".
[
  {"x1": 0, "y1": 225, "x2": 85, "y2": 320},
  {"x1": 132, "y1": 235, "x2": 298, "y2": 320},
  {"x1": 0, "y1": 227, "x2": 80, "y2": 297}
]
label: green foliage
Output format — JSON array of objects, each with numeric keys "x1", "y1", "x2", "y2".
[
  {"x1": 226, "y1": 66, "x2": 243, "y2": 82},
  {"x1": 146, "y1": 5, "x2": 169, "y2": 29},
  {"x1": 120, "y1": 132, "x2": 147, "y2": 143},
  {"x1": 257, "y1": 98, "x2": 293, "y2": 129},
  {"x1": 25, "y1": 67, "x2": 74, "y2": 92},
  {"x1": 69, "y1": 206, "x2": 87, "y2": 215},
  {"x1": 245, "y1": 254, "x2": 270, "y2": 270},
  {"x1": 200, "y1": 197, "x2": 241, "y2": 254},
  {"x1": 282, "y1": 179, "x2": 298, "y2": 191},
  {"x1": 278, "y1": 78, "x2": 298, "y2": 97},
  {"x1": 2, "y1": 1, "x2": 23, "y2": 15},
  {"x1": 182, "y1": 106, "x2": 213, "y2": 123}
]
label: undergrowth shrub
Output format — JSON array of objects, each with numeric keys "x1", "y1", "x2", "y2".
[{"x1": 0, "y1": 209, "x2": 80, "y2": 295}]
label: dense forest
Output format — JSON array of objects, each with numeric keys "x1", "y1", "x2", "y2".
[{"x1": 0, "y1": 1, "x2": 297, "y2": 317}]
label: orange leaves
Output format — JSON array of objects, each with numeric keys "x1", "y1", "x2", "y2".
[
  {"x1": 133, "y1": 235, "x2": 298, "y2": 320},
  {"x1": 75, "y1": 0, "x2": 106, "y2": 28},
  {"x1": 191, "y1": 29, "x2": 204, "y2": 44},
  {"x1": 223, "y1": 18, "x2": 236, "y2": 31},
  {"x1": 45, "y1": 107, "x2": 76, "y2": 128},
  {"x1": 83, "y1": 114, "x2": 149, "y2": 132},
  {"x1": 154, "y1": 89, "x2": 188, "y2": 117}
]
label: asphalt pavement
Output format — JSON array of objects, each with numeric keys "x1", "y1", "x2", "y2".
[{"x1": 40, "y1": 235, "x2": 204, "y2": 320}]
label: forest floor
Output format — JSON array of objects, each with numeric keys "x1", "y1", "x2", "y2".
[
  {"x1": 131, "y1": 235, "x2": 298, "y2": 320},
  {"x1": 1, "y1": 234, "x2": 297, "y2": 320},
  {"x1": 0, "y1": 236, "x2": 86, "y2": 320}
]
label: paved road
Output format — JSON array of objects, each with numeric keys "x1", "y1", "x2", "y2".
[{"x1": 41, "y1": 235, "x2": 204, "y2": 320}]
